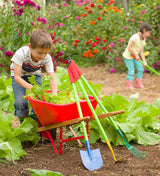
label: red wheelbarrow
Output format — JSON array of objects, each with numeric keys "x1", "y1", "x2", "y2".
[{"x1": 26, "y1": 93, "x2": 125, "y2": 155}]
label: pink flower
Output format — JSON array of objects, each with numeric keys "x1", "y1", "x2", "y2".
[
  {"x1": 26, "y1": 32, "x2": 29, "y2": 35},
  {"x1": 156, "y1": 61, "x2": 160, "y2": 65},
  {"x1": 141, "y1": 11, "x2": 146, "y2": 14},
  {"x1": 40, "y1": 18, "x2": 47, "y2": 24},
  {"x1": 31, "y1": 22, "x2": 35, "y2": 25},
  {"x1": 97, "y1": 17, "x2": 102, "y2": 20},
  {"x1": 59, "y1": 51, "x2": 64, "y2": 56},
  {"x1": 36, "y1": 5, "x2": 41, "y2": 11},
  {"x1": 0, "y1": 63, "x2": 5, "y2": 67},
  {"x1": 65, "y1": 15, "x2": 70, "y2": 18},
  {"x1": 110, "y1": 68, "x2": 116, "y2": 73},
  {"x1": 123, "y1": 26, "x2": 127, "y2": 29},
  {"x1": 116, "y1": 57, "x2": 120, "y2": 61},
  {"x1": 144, "y1": 69, "x2": 149, "y2": 73},
  {"x1": 106, "y1": 56, "x2": 110, "y2": 59},
  {"x1": 18, "y1": 33, "x2": 21, "y2": 36},
  {"x1": 16, "y1": 28, "x2": 19, "y2": 32},
  {"x1": 5, "y1": 51, "x2": 14, "y2": 57},
  {"x1": 75, "y1": 16, "x2": 80, "y2": 20},
  {"x1": 55, "y1": 3, "x2": 59, "y2": 6},
  {"x1": 130, "y1": 19, "x2": 135, "y2": 22},
  {"x1": 119, "y1": 38, "x2": 124, "y2": 43},
  {"x1": 139, "y1": 21, "x2": 143, "y2": 23},
  {"x1": 109, "y1": 43, "x2": 115, "y2": 47},
  {"x1": 56, "y1": 23, "x2": 64, "y2": 27},
  {"x1": 153, "y1": 65, "x2": 157, "y2": 70}
]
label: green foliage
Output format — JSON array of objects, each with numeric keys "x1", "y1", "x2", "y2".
[
  {"x1": 27, "y1": 67, "x2": 102, "y2": 104},
  {"x1": 29, "y1": 169, "x2": 63, "y2": 176},
  {"x1": 0, "y1": 0, "x2": 160, "y2": 74},
  {"x1": 0, "y1": 110, "x2": 40, "y2": 163},
  {"x1": 70, "y1": 93, "x2": 160, "y2": 146},
  {"x1": 0, "y1": 76, "x2": 14, "y2": 113}
]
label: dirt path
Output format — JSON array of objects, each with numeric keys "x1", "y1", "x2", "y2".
[
  {"x1": 80, "y1": 64, "x2": 159, "y2": 104},
  {"x1": 0, "y1": 65, "x2": 160, "y2": 176}
]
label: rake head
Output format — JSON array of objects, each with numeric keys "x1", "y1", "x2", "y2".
[{"x1": 126, "y1": 143, "x2": 147, "y2": 159}]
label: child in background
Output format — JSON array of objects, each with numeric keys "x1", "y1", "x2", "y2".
[
  {"x1": 10, "y1": 29, "x2": 57, "y2": 123},
  {"x1": 123, "y1": 23, "x2": 152, "y2": 89}
]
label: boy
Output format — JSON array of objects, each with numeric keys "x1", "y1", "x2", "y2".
[{"x1": 11, "y1": 29, "x2": 57, "y2": 139}]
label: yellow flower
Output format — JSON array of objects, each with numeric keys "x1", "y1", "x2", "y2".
[{"x1": 144, "y1": 51, "x2": 149, "y2": 56}]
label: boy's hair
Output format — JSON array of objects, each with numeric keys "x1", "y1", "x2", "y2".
[
  {"x1": 30, "y1": 30, "x2": 53, "y2": 49},
  {"x1": 140, "y1": 23, "x2": 152, "y2": 33}
]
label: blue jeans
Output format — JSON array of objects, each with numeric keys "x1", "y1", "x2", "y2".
[
  {"x1": 12, "y1": 75, "x2": 42, "y2": 117},
  {"x1": 124, "y1": 58, "x2": 144, "y2": 81}
]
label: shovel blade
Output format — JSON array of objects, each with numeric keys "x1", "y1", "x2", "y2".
[{"x1": 80, "y1": 149, "x2": 103, "y2": 171}]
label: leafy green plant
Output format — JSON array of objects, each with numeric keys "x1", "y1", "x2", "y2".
[
  {"x1": 0, "y1": 110, "x2": 40, "y2": 163},
  {"x1": 69, "y1": 93, "x2": 160, "y2": 146},
  {"x1": 29, "y1": 169, "x2": 63, "y2": 176}
]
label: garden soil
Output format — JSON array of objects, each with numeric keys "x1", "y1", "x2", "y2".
[{"x1": 1, "y1": 64, "x2": 160, "y2": 176}]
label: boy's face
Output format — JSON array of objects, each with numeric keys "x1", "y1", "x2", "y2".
[
  {"x1": 143, "y1": 29, "x2": 152, "y2": 39},
  {"x1": 29, "y1": 45, "x2": 50, "y2": 62}
]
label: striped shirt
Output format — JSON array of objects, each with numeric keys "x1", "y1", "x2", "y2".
[{"x1": 10, "y1": 46, "x2": 54, "y2": 76}]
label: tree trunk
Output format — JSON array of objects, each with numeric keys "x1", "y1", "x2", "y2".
[{"x1": 122, "y1": 0, "x2": 128, "y2": 13}]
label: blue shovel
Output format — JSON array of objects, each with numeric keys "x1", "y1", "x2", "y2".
[{"x1": 67, "y1": 68, "x2": 103, "y2": 171}]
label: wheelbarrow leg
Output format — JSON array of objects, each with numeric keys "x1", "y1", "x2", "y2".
[
  {"x1": 59, "y1": 127, "x2": 63, "y2": 154},
  {"x1": 46, "y1": 130, "x2": 58, "y2": 154}
]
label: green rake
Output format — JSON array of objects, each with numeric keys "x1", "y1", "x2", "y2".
[{"x1": 69, "y1": 58, "x2": 147, "y2": 159}]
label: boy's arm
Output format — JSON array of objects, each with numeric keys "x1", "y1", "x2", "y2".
[
  {"x1": 140, "y1": 47, "x2": 147, "y2": 66},
  {"x1": 47, "y1": 72, "x2": 57, "y2": 94},
  {"x1": 14, "y1": 64, "x2": 33, "y2": 91},
  {"x1": 128, "y1": 40, "x2": 140, "y2": 61}
]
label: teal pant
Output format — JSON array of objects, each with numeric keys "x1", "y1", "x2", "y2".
[{"x1": 124, "y1": 58, "x2": 144, "y2": 81}]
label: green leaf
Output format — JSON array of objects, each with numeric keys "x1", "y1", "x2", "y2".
[{"x1": 29, "y1": 169, "x2": 63, "y2": 176}]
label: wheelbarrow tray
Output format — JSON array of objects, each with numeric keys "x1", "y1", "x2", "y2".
[{"x1": 26, "y1": 95, "x2": 98, "y2": 126}]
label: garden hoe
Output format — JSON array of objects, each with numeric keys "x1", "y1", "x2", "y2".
[
  {"x1": 132, "y1": 54, "x2": 160, "y2": 77},
  {"x1": 67, "y1": 68, "x2": 103, "y2": 171},
  {"x1": 68, "y1": 58, "x2": 147, "y2": 160}
]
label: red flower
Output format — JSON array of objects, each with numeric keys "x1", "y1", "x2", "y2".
[
  {"x1": 97, "y1": 17, "x2": 102, "y2": 20},
  {"x1": 84, "y1": 6, "x2": 89, "y2": 9},
  {"x1": 91, "y1": 42, "x2": 96, "y2": 48},
  {"x1": 97, "y1": 5, "x2": 102, "y2": 8},
  {"x1": 88, "y1": 10, "x2": 93, "y2": 14},
  {"x1": 75, "y1": 39, "x2": 80, "y2": 43},
  {"x1": 103, "y1": 39, "x2": 107, "y2": 42},
  {"x1": 108, "y1": 3, "x2": 112, "y2": 5},
  {"x1": 90, "y1": 3, "x2": 94, "y2": 7},
  {"x1": 74, "y1": 43, "x2": 78, "y2": 47},
  {"x1": 63, "y1": 60, "x2": 68, "y2": 64},
  {"x1": 102, "y1": 47, "x2": 107, "y2": 50},
  {"x1": 119, "y1": 38, "x2": 124, "y2": 43},
  {"x1": 86, "y1": 40, "x2": 91, "y2": 45},
  {"x1": 96, "y1": 41, "x2": 101, "y2": 44},
  {"x1": 96, "y1": 37, "x2": 100, "y2": 40}
]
